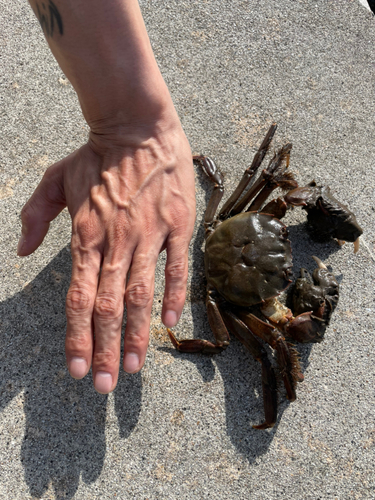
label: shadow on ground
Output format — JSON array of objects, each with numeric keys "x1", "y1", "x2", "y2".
[{"x1": 0, "y1": 248, "x2": 142, "y2": 499}]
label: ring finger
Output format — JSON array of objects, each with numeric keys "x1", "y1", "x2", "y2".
[{"x1": 123, "y1": 246, "x2": 160, "y2": 373}]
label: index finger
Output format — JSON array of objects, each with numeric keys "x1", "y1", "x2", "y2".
[{"x1": 65, "y1": 231, "x2": 101, "y2": 380}]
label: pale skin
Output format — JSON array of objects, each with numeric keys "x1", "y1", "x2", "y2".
[{"x1": 20, "y1": 0, "x2": 196, "y2": 394}]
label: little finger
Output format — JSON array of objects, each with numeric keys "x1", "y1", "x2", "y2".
[{"x1": 162, "y1": 237, "x2": 189, "y2": 328}]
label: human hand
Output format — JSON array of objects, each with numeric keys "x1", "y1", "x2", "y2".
[{"x1": 17, "y1": 120, "x2": 196, "y2": 393}]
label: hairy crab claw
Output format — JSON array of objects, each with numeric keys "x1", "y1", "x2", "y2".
[
  {"x1": 284, "y1": 181, "x2": 363, "y2": 253},
  {"x1": 260, "y1": 256, "x2": 339, "y2": 345}
]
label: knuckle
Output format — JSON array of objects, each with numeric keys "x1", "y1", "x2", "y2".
[
  {"x1": 166, "y1": 259, "x2": 187, "y2": 282},
  {"x1": 72, "y1": 217, "x2": 98, "y2": 247},
  {"x1": 172, "y1": 215, "x2": 189, "y2": 232},
  {"x1": 65, "y1": 332, "x2": 90, "y2": 353},
  {"x1": 126, "y1": 281, "x2": 152, "y2": 309},
  {"x1": 94, "y1": 294, "x2": 122, "y2": 319},
  {"x1": 40, "y1": 166, "x2": 54, "y2": 188},
  {"x1": 94, "y1": 349, "x2": 119, "y2": 368},
  {"x1": 171, "y1": 204, "x2": 196, "y2": 234},
  {"x1": 165, "y1": 288, "x2": 186, "y2": 306},
  {"x1": 66, "y1": 286, "x2": 93, "y2": 315},
  {"x1": 20, "y1": 202, "x2": 35, "y2": 225},
  {"x1": 125, "y1": 329, "x2": 145, "y2": 350}
]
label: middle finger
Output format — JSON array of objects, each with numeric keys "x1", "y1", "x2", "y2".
[{"x1": 92, "y1": 253, "x2": 131, "y2": 394}]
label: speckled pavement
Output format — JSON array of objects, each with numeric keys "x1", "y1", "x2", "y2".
[{"x1": 1, "y1": 1, "x2": 375, "y2": 499}]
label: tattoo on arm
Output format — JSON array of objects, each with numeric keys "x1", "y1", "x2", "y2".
[{"x1": 35, "y1": 0, "x2": 63, "y2": 38}]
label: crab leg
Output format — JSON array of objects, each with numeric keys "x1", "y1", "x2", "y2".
[
  {"x1": 246, "y1": 144, "x2": 299, "y2": 214},
  {"x1": 217, "y1": 123, "x2": 277, "y2": 219},
  {"x1": 230, "y1": 143, "x2": 294, "y2": 216},
  {"x1": 168, "y1": 289, "x2": 230, "y2": 354},
  {"x1": 168, "y1": 302, "x2": 279, "y2": 429},
  {"x1": 220, "y1": 309, "x2": 278, "y2": 430},
  {"x1": 193, "y1": 155, "x2": 225, "y2": 235},
  {"x1": 246, "y1": 147, "x2": 293, "y2": 212},
  {"x1": 237, "y1": 312, "x2": 302, "y2": 402}
]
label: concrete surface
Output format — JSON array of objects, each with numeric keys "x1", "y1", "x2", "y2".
[{"x1": 1, "y1": 0, "x2": 375, "y2": 498}]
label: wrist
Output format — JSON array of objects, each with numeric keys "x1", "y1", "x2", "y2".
[
  {"x1": 87, "y1": 98, "x2": 184, "y2": 157},
  {"x1": 81, "y1": 70, "x2": 176, "y2": 135}
]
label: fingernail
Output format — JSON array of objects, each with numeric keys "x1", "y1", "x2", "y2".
[
  {"x1": 17, "y1": 235, "x2": 26, "y2": 256},
  {"x1": 164, "y1": 310, "x2": 178, "y2": 328},
  {"x1": 124, "y1": 352, "x2": 140, "y2": 373},
  {"x1": 69, "y1": 357, "x2": 88, "y2": 379},
  {"x1": 94, "y1": 372, "x2": 113, "y2": 394}
]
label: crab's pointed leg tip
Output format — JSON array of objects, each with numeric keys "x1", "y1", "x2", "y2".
[
  {"x1": 252, "y1": 422, "x2": 275, "y2": 430},
  {"x1": 337, "y1": 239, "x2": 345, "y2": 247},
  {"x1": 312, "y1": 256, "x2": 327, "y2": 269},
  {"x1": 167, "y1": 328, "x2": 177, "y2": 344},
  {"x1": 354, "y1": 237, "x2": 360, "y2": 253},
  {"x1": 167, "y1": 328, "x2": 179, "y2": 348}
]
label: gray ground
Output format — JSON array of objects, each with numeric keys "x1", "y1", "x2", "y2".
[{"x1": 1, "y1": 0, "x2": 375, "y2": 499}]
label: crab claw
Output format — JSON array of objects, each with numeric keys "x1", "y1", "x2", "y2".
[
  {"x1": 286, "y1": 311, "x2": 326, "y2": 344},
  {"x1": 285, "y1": 181, "x2": 362, "y2": 251},
  {"x1": 286, "y1": 256, "x2": 339, "y2": 343}
]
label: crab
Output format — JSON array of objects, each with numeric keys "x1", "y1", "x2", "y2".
[{"x1": 167, "y1": 123, "x2": 363, "y2": 429}]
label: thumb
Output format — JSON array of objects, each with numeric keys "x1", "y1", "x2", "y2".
[{"x1": 17, "y1": 161, "x2": 66, "y2": 256}]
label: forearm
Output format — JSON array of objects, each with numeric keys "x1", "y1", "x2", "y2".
[{"x1": 28, "y1": 0, "x2": 174, "y2": 130}]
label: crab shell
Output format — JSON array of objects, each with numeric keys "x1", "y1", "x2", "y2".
[{"x1": 205, "y1": 212, "x2": 293, "y2": 307}]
